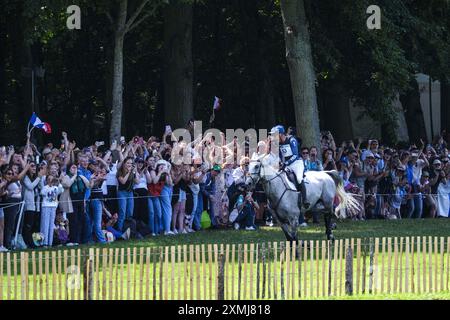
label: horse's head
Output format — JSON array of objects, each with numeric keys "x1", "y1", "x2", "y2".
[
  {"x1": 245, "y1": 152, "x2": 279, "y2": 190},
  {"x1": 245, "y1": 153, "x2": 262, "y2": 190}
]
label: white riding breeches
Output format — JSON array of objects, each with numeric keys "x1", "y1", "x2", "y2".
[{"x1": 286, "y1": 160, "x2": 305, "y2": 185}]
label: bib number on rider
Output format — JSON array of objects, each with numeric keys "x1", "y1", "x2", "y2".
[{"x1": 280, "y1": 144, "x2": 293, "y2": 158}]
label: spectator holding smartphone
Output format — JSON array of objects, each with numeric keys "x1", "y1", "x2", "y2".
[
  {"x1": 116, "y1": 157, "x2": 139, "y2": 231},
  {"x1": 323, "y1": 148, "x2": 337, "y2": 171},
  {"x1": 133, "y1": 157, "x2": 151, "y2": 225},
  {"x1": 307, "y1": 147, "x2": 323, "y2": 171},
  {"x1": 61, "y1": 163, "x2": 90, "y2": 246},
  {"x1": 22, "y1": 161, "x2": 44, "y2": 248},
  {"x1": 232, "y1": 190, "x2": 259, "y2": 231}
]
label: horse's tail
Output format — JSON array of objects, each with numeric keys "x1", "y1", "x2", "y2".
[{"x1": 326, "y1": 170, "x2": 361, "y2": 219}]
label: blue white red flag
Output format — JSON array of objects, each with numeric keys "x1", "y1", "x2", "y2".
[{"x1": 29, "y1": 113, "x2": 52, "y2": 134}]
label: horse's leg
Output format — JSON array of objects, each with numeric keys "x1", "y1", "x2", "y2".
[
  {"x1": 324, "y1": 208, "x2": 335, "y2": 242},
  {"x1": 280, "y1": 223, "x2": 294, "y2": 242},
  {"x1": 289, "y1": 214, "x2": 299, "y2": 243}
]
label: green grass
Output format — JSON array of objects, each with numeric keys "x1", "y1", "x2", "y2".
[
  {"x1": 1, "y1": 219, "x2": 449, "y2": 300},
  {"x1": 15, "y1": 218, "x2": 449, "y2": 253}
]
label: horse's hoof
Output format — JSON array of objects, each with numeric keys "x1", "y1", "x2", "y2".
[
  {"x1": 331, "y1": 223, "x2": 337, "y2": 230},
  {"x1": 327, "y1": 234, "x2": 335, "y2": 242}
]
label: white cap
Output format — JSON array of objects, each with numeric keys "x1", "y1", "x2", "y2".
[{"x1": 361, "y1": 150, "x2": 374, "y2": 161}]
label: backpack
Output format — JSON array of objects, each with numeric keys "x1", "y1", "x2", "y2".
[
  {"x1": 54, "y1": 227, "x2": 69, "y2": 245},
  {"x1": 200, "y1": 210, "x2": 211, "y2": 229}
]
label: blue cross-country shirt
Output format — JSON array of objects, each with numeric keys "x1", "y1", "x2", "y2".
[{"x1": 279, "y1": 136, "x2": 299, "y2": 166}]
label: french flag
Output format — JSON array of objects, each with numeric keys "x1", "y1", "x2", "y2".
[{"x1": 29, "y1": 113, "x2": 52, "y2": 134}]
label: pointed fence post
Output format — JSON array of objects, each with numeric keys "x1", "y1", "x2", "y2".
[
  {"x1": 345, "y1": 245, "x2": 353, "y2": 296},
  {"x1": 217, "y1": 253, "x2": 225, "y2": 300}
]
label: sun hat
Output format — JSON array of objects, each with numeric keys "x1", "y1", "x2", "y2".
[{"x1": 433, "y1": 159, "x2": 442, "y2": 165}]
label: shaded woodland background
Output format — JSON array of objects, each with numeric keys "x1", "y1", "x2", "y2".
[{"x1": 1, "y1": 0, "x2": 449, "y2": 147}]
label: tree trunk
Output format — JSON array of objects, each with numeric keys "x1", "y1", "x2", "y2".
[
  {"x1": 279, "y1": 0, "x2": 321, "y2": 149},
  {"x1": 163, "y1": 0, "x2": 193, "y2": 130},
  {"x1": 399, "y1": 79, "x2": 427, "y2": 143},
  {"x1": 109, "y1": 0, "x2": 127, "y2": 142}
]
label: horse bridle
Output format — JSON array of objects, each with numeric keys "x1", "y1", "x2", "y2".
[{"x1": 248, "y1": 159, "x2": 297, "y2": 212}]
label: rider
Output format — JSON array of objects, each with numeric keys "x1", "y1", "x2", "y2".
[{"x1": 270, "y1": 125, "x2": 309, "y2": 208}]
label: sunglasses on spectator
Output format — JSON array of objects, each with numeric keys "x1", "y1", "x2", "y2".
[{"x1": 5, "y1": 172, "x2": 13, "y2": 176}]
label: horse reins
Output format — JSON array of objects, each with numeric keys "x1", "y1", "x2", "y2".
[{"x1": 249, "y1": 160, "x2": 298, "y2": 213}]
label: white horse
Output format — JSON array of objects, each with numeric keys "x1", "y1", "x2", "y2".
[{"x1": 245, "y1": 153, "x2": 360, "y2": 242}]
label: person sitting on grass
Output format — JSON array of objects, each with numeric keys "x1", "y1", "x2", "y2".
[
  {"x1": 101, "y1": 203, "x2": 131, "y2": 241},
  {"x1": 230, "y1": 186, "x2": 258, "y2": 231}
]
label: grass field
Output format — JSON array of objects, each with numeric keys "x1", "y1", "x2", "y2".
[
  {"x1": 1, "y1": 219, "x2": 449, "y2": 300},
  {"x1": 54, "y1": 218, "x2": 450, "y2": 251},
  {"x1": 8, "y1": 218, "x2": 447, "y2": 253}
]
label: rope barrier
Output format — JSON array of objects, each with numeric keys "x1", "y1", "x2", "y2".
[
  {"x1": 0, "y1": 201, "x2": 25, "y2": 210},
  {"x1": 0, "y1": 190, "x2": 446, "y2": 206}
]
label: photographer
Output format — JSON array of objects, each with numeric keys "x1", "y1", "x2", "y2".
[
  {"x1": 133, "y1": 157, "x2": 151, "y2": 225},
  {"x1": 231, "y1": 188, "x2": 258, "y2": 231},
  {"x1": 157, "y1": 160, "x2": 174, "y2": 236},
  {"x1": 146, "y1": 157, "x2": 163, "y2": 235}
]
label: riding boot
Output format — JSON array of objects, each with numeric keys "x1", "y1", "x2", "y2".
[{"x1": 300, "y1": 181, "x2": 310, "y2": 209}]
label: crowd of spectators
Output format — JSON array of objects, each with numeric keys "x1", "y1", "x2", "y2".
[
  {"x1": 308, "y1": 130, "x2": 450, "y2": 222},
  {"x1": 0, "y1": 122, "x2": 449, "y2": 252}
]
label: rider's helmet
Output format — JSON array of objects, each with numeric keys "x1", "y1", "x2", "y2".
[{"x1": 270, "y1": 125, "x2": 285, "y2": 135}]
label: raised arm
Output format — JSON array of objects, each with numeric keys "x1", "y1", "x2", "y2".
[{"x1": 14, "y1": 163, "x2": 30, "y2": 182}]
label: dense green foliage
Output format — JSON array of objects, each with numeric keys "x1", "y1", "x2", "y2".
[{"x1": 1, "y1": 0, "x2": 449, "y2": 146}]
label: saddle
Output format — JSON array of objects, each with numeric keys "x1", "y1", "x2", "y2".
[{"x1": 284, "y1": 168, "x2": 310, "y2": 209}]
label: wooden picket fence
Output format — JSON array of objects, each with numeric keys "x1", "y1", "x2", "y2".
[{"x1": 1, "y1": 236, "x2": 449, "y2": 300}]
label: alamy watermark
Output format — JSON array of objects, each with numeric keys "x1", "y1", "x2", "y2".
[
  {"x1": 66, "y1": 5, "x2": 81, "y2": 30},
  {"x1": 367, "y1": 5, "x2": 381, "y2": 30},
  {"x1": 169, "y1": 121, "x2": 280, "y2": 166}
]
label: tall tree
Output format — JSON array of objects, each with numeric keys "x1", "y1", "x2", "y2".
[
  {"x1": 106, "y1": 0, "x2": 161, "y2": 142},
  {"x1": 163, "y1": 0, "x2": 193, "y2": 129},
  {"x1": 279, "y1": 0, "x2": 321, "y2": 148}
]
